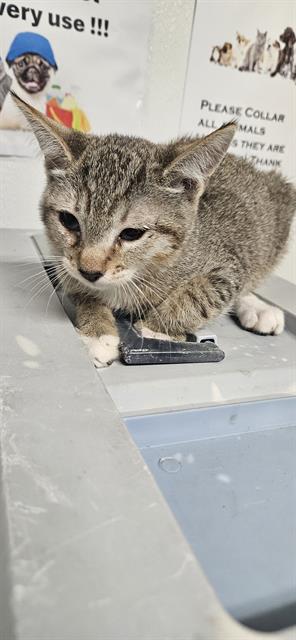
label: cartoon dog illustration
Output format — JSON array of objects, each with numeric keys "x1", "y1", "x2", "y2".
[
  {"x1": 271, "y1": 27, "x2": 295, "y2": 77},
  {"x1": 210, "y1": 42, "x2": 233, "y2": 66},
  {"x1": 0, "y1": 32, "x2": 57, "y2": 129},
  {"x1": 261, "y1": 39, "x2": 281, "y2": 74}
]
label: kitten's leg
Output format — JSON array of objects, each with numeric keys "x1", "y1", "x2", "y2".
[
  {"x1": 76, "y1": 299, "x2": 120, "y2": 367},
  {"x1": 234, "y1": 293, "x2": 284, "y2": 335},
  {"x1": 140, "y1": 272, "x2": 238, "y2": 337}
]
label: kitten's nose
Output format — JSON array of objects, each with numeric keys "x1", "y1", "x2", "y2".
[{"x1": 79, "y1": 268, "x2": 103, "y2": 283}]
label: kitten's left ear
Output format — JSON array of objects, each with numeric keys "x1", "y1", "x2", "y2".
[
  {"x1": 10, "y1": 91, "x2": 88, "y2": 170},
  {"x1": 164, "y1": 122, "x2": 236, "y2": 194}
]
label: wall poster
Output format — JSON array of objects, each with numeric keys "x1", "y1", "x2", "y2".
[
  {"x1": 0, "y1": 0, "x2": 152, "y2": 156},
  {"x1": 181, "y1": 1, "x2": 296, "y2": 183}
]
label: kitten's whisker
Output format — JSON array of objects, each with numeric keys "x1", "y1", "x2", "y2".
[
  {"x1": 13, "y1": 256, "x2": 64, "y2": 269},
  {"x1": 45, "y1": 272, "x2": 70, "y2": 315},
  {"x1": 23, "y1": 265, "x2": 67, "y2": 306},
  {"x1": 16, "y1": 266, "x2": 58, "y2": 286},
  {"x1": 59, "y1": 273, "x2": 69, "y2": 305},
  {"x1": 130, "y1": 279, "x2": 170, "y2": 343},
  {"x1": 133, "y1": 275, "x2": 165, "y2": 302},
  {"x1": 138, "y1": 269, "x2": 185, "y2": 333},
  {"x1": 120, "y1": 282, "x2": 136, "y2": 340},
  {"x1": 142, "y1": 266, "x2": 168, "y2": 290},
  {"x1": 25, "y1": 274, "x2": 55, "y2": 293},
  {"x1": 124, "y1": 281, "x2": 142, "y2": 325},
  {"x1": 125, "y1": 282, "x2": 145, "y2": 348},
  {"x1": 45, "y1": 283, "x2": 60, "y2": 314},
  {"x1": 24, "y1": 265, "x2": 65, "y2": 293},
  {"x1": 56, "y1": 271, "x2": 69, "y2": 288},
  {"x1": 61, "y1": 275, "x2": 72, "y2": 306},
  {"x1": 137, "y1": 272, "x2": 167, "y2": 295},
  {"x1": 24, "y1": 280, "x2": 53, "y2": 309}
]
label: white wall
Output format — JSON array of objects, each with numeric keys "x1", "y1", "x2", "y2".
[
  {"x1": 0, "y1": 0, "x2": 295, "y2": 282},
  {"x1": 141, "y1": 0, "x2": 195, "y2": 141},
  {"x1": 0, "y1": 156, "x2": 45, "y2": 229}
]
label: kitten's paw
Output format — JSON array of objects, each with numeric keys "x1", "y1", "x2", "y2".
[
  {"x1": 235, "y1": 294, "x2": 284, "y2": 335},
  {"x1": 80, "y1": 334, "x2": 120, "y2": 367}
]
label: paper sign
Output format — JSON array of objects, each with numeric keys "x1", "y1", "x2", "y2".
[
  {"x1": 0, "y1": 0, "x2": 152, "y2": 155},
  {"x1": 181, "y1": 1, "x2": 296, "y2": 182}
]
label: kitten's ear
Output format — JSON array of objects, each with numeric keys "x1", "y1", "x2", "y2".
[
  {"x1": 164, "y1": 122, "x2": 236, "y2": 194},
  {"x1": 10, "y1": 91, "x2": 88, "y2": 170}
]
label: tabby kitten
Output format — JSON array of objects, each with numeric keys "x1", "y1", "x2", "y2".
[{"x1": 12, "y1": 92, "x2": 295, "y2": 366}]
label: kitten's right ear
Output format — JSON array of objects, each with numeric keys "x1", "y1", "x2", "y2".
[
  {"x1": 10, "y1": 91, "x2": 88, "y2": 170},
  {"x1": 164, "y1": 121, "x2": 237, "y2": 194}
]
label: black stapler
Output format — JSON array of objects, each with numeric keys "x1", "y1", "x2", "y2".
[{"x1": 117, "y1": 318, "x2": 225, "y2": 365}]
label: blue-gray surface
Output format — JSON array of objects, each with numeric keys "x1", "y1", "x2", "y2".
[{"x1": 126, "y1": 397, "x2": 296, "y2": 624}]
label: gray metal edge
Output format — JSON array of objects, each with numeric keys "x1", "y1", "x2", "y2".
[
  {"x1": 257, "y1": 276, "x2": 296, "y2": 317},
  {"x1": 1, "y1": 229, "x2": 295, "y2": 640}
]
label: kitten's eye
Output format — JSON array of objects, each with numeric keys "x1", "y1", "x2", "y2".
[
  {"x1": 119, "y1": 228, "x2": 146, "y2": 242},
  {"x1": 59, "y1": 211, "x2": 80, "y2": 233},
  {"x1": 181, "y1": 178, "x2": 196, "y2": 191}
]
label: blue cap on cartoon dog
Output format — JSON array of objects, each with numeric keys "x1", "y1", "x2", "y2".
[{"x1": 6, "y1": 32, "x2": 58, "y2": 69}]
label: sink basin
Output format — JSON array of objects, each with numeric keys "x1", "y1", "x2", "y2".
[{"x1": 126, "y1": 397, "x2": 296, "y2": 631}]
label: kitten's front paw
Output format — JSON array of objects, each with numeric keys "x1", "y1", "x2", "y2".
[{"x1": 80, "y1": 334, "x2": 120, "y2": 368}]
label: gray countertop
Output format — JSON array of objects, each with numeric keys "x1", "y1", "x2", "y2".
[
  {"x1": 34, "y1": 232, "x2": 296, "y2": 417},
  {"x1": 1, "y1": 228, "x2": 295, "y2": 640}
]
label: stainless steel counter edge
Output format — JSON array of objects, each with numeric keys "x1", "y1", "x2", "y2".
[{"x1": 0, "y1": 229, "x2": 295, "y2": 640}]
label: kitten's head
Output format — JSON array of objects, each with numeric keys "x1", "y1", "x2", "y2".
[
  {"x1": 256, "y1": 30, "x2": 267, "y2": 46},
  {"x1": 12, "y1": 92, "x2": 236, "y2": 292}
]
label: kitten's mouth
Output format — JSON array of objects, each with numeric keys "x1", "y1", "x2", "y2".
[{"x1": 63, "y1": 258, "x2": 133, "y2": 290}]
